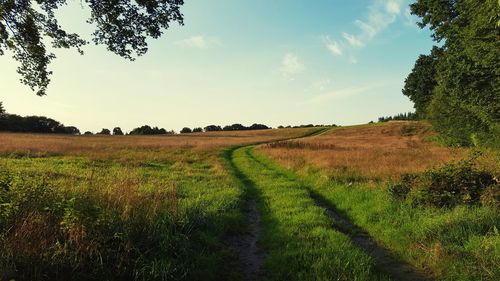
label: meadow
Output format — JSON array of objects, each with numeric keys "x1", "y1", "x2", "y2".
[
  {"x1": 0, "y1": 122, "x2": 498, "y2": 281},
  {"x1": 258, "y1": 121, "x2": 499, "y2": 281},
  {"x1": 0, "y1": 128, "x2": 316, "y2": 281}
]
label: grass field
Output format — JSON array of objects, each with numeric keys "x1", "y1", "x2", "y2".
[
  {"x1": 1, "y1": 122, "x2": 498, "y2": 281},
  {"x1": 258, "y1": 121, "x2": 500, "y2": 281},
  {"x1": 0, "y1": 128, "x2": 316, "y2": 281}
]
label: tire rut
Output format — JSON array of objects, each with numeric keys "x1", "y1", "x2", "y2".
[
  {"x1": 310, "y1": 192, "x2": 434, "y2": 281},
  {"x1": 243, "y1": 147, "x2": 434, "y2": 281},
  {"x1": 227, "y1": 198, "x2": 265, "y2": 281}
]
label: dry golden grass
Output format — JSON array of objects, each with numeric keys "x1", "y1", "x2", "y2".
[
  {"x1": 259, "y1": 121, "x2": 466, "y2": 181},
  {"x1": 0, "y1": 128, "x2": 315, "y2": 159}
]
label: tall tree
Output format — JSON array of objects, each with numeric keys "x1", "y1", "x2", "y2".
[
  {"x1": 0, "y1": 0, "x2": 184, "y2": 96},
  {"x1": 0, "y1": 102, "x2": 5, "y2": 115},
  {"x1": 408, "y1": 0, "x2": 499, "y2": 146},
  {"x1": 402, "y1": 46, "x2": 443, "y2": 118},
  {"x1": 113, "y1": 127, "x2": 124, "y2": 135}
]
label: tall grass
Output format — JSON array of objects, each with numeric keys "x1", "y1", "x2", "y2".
[
  {"x1": 0, "y1": 129, "x2": 315, "y2": 280},
  {"x1": 231, "y1": 147, "x2": 390, "y2": 281},
  {"x1": 261, "y1": 122, "x2": 465, "y2": 182},
  {"x1": 258, "y1": 121, "x2": 500, "y2": 280}
]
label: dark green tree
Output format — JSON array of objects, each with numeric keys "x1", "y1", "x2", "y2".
[
  {"x1": 204, "y1": 125, "x2": 222, "y2": 132},
  {"x1": 408, "y1": 0, "x2": 499, "y2": 147},
  {"x1": 402, "y1": 46, "x2": 443, "y2": 118},
  {"x1": 97, "y1": 128, "x2": 111, "y2": 135},
  {"x1": 192, "y1": 127, "x2": 203, "y2": 133},
  {"x1": 180, "y1": 127, "x2": 192, "y2": 133},
  {"x1": 0, "y1": 0, "x2": 184, "y2": 96},
  {"x1": 113, "y1": 127, "x2": 124, "y2": 135},
  {"x1": 0, "y1": 102, "x2": 5, "y2": 115}
]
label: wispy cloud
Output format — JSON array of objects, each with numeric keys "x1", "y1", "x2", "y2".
[
  {"x1": 342, "y1": 32, "x2": 364, "y2": 47},
  {"x1": 281, "y1": 53, "x2": 305, "y2": 76},
  {"x1": 322, "y1": 36, "x2": 343, "y2": 56},
  {"x1": 175, "y1": 35, "x2": 221, "y2": 49},
  {"x1": 309, "y1": 82, "x2": 389, "y2": 103},
  {"x1": 324, "y1": 0, "x2": 407, "y2": 61}
]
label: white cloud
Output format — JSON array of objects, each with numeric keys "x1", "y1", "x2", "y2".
[
  {"x1": 175, "y1": 35, "x2": 220, "y2": 49},
  {"x1": 324, "y1": 0, "x2": 407, "y2": 60},
  {"x1": 310, "y1": 82, "x2": 387, "y2": 103},
  {"x1": 386, "y1": 0, "x2": 401, "y2": 14},
  {"x1": 281, "y1": 53, "x2": 304, "y2": 76},
  {"x1": 322, "y1": 36, "x2": 342, "y2": 56},
  {"x1": 342, "y1": 32, "x2": 364, "y2": 47}
]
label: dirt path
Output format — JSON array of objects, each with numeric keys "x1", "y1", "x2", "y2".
[
  {"x1": 227, "y1": 199, "x2": 264, "y2": 281},
  {"x1": 234, "y1": 147, "x2": 433, "y2": 281},
  {"x1": 225, "y1": 128, "x2": 433, "y2": 281}
]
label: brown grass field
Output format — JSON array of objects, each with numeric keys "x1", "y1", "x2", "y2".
[
  {"x1": 0, "y1": 128, "x2": 316, "y2": 159},
  {"x1": 259, "y1": 121, "x2": 467, "y2": 182}
]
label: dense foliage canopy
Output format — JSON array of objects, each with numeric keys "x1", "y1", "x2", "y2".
[
  {"x1": 0, "y1": 0, "x2": 184, "y2": 95},
  {"x1": 0, "y1": 113, "x2": 80, "y2": 134},
  {"x1": 405, "y1": 0, "x2": 499, "y2": 147}
]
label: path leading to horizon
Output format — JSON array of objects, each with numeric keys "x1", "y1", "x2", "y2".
[{"x1": 226, "y1": 129, "x2": 433, "y2": 281}]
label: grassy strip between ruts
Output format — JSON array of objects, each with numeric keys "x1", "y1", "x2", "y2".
[
  {"x1": 253, "y1": 149, "x2": 500, "y2": 281},
  {"x1": 230, "y1": 146, "x2": 390, "y2": 281}
]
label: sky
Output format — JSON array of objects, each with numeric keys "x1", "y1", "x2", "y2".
[{"x1": 0, "y1": 0, "x2": 434, "y2": 133}]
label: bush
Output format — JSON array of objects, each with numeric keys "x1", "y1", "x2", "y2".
[
  {"x1": 180, "y1": 127, "x2": 192, "y2": 134},
  {"x1": 129, "y1": 125, "x2": 167, "y2": 135},
  {"x1": 389, "y1": 152, "x2": 499, "y2": 207}
]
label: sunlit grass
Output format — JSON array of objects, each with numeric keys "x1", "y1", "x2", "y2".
[
  {"x1": 258, "y1": 121, "x2": 500, "y2": 280},
  {"x1": 0, "y1": 128, "x2": 315, "y2": 280},
  {"x1": 231, "y1": 146, "x2": 390, "y2": 281}
]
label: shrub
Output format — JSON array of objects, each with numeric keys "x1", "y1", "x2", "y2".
[
  {"x1": 112, "y1": 127, "x2": 124, "y2": 135},
  {"x1": 389, "y1": 152, "x2": 499, "y2": 207},
  {"x1": 180, "y1": 127, "x2": 192, "y2": 134}
]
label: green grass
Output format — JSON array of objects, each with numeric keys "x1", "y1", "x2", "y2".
[
  {"x1": 0, "y1": 151, "x2": 245, "y2": 281},
  {"x1": 230, "y1": 146, "x2": 390, "y2": 281},
  {"x1": 253, "y1": 150, "x2": 500, "y2": 281}
]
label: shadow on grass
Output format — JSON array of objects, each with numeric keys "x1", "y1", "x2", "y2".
[{"x1": 246, "y1": 148, "x2": 434, "y2": 281}]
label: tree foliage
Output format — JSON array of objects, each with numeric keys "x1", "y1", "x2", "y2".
[
  {"x1": 113, "y1": 127, "x2": 124, "y2": 135},
  {"x1": 0, "y1": 0, "x2": 184, "y2": 95},
  {"x1": 129, "y1": 125, "x2": 166, "y2": 135},
  {"x1": 180, "y1": 127, "x2": 192, "y2": 134},
  {"x1": 402, "y1": 47, "x2": 442, "y2": 117},
  {"x1": 378, "y1": 112, "x2": 417, "y2": 123},
  {"x1": 404, "y1": 0, "x2": 499, "y2": 147},
  {"x1": 97, "y1": 128, "x2": 111, "y2": 135},
  {"x1": 0, "y1": 114, "x2": 80, "y2": 134},
  {"x1": 203, "y1": 125, "x2": 222, "y2": 132}
]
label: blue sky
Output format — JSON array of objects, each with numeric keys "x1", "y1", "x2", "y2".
[{"x1": 1, "y1": 0, "x2": 433, "y2": 132}]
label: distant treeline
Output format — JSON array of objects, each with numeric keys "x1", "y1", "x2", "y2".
[
  {"x1": 0, "y1": 102, "x2": 338, "y2": 136},
  {"x1": 276, "y1": 124, "x2": 338, "y2": 129},
  {"x1": 378, "y1": 112, "x2": 417, "y2": 123},
  {"x1": 181, "y1": 123, "x2": 270, "y2": 133},
  {"x1": 0, "y1": 105, "x2": 80, "y2": 135}
]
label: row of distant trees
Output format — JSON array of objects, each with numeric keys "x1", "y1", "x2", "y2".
[
  {"x1": 1, "y1": 102, "x2": 340, "y2": 136},
  {"x1": 0, "y1": 103, "x2": 277, "y2": 135},
  {"x1": 85, "y1": 125, "x2": 176, "y2": 136},
  {"x1": 377, "y1": 112, "x2": 417, "y2": 123},
  {"x1": 180, "y1": 123, "x2": 270, "y2": 134},
  {"x1": 276, "y1": 124, "x2": 338, "y2": 129},
  {"x1": 0, "y1": 102, "x2": 81, "y2": 135}
]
